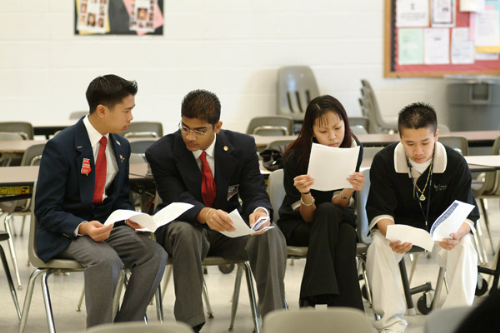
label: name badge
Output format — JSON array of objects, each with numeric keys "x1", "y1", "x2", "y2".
[
  {"x1": 227, "y1": 184, "x2": 239, "y2": 201},
  {"x1": 81, "y1": 158, "x2": 91, "y2": 176}
]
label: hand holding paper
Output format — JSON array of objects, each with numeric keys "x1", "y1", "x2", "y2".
[
  {"x1": 104, "y1": 202, "x2": 194, "y2": 232},
  {"x1": 386, "y1": 200, "x2": 475, "y2": 252},
  {"x1": 307, "y1": 143, "x2": 360, "y2": 191},
  {"x1": 220, "y1": 209, "x2": 274, "y2": 238}
]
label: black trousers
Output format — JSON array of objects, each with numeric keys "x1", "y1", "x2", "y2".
[{"x1": 288, "y1": 202, "x2": 363, "y2": 310}]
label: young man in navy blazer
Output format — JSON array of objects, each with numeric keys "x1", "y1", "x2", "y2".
[
  {"x1": 146, "y1": 89, "x2": 287, "y2": 332},
  {"x1": 35, "y1": 74, "x2": 167, "y2": 328}
]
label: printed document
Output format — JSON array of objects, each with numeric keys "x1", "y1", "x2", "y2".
[
  {"x1": 398, "y1": 28, "x2": 424, "y2": 65},
  {"x1": 220, "y1": 209, "x2": 274, "y2": 238},
  {"x1": 451, "y1": 28, "x2": 475, "y2": 64},
  {"x1": 386, "y1": 200, "x2": 475, "y2": 252},
  {"x1": 396, "y1": 0, "x2": 430, "y2": 27},
  {"x1": 307, "y1": 143, "x2": 360, "y2": 191},
  {"x1": 424, "y1": 28, "x2": 450, "y2": 64},
  {"x1": 104, "y1": 202, "x2": 194, "y2": 232}
]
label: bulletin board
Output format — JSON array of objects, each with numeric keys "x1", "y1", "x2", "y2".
[
  {"x1": 384, "y1": 0, "x2": 500, "y2": 78},
  {"x1": 74, "y1": 0, "x2": 164, "y2": 36}
]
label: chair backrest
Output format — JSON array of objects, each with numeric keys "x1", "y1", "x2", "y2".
[
  {"x1": 0, "y1": 132, "x2": 25, "y2": 141},
  {"x1": 360, "y1": 80, "x2": 398, "y2": 133},
  {"x1": 69, "y1": 111, "x2": 88, "y2": 120},
  {"x1": 348, "y1": 116, "x2": 370, "y2": 134},
  {"x1": 356, "y1": 168, "x2": 372, "y2": 245},
  {"x1": 488, "y1": 136, "x2": 500, "y2": 195},
  {"x1": 0, "y1": 122, "x2": 34, "y2": 140},
  {"x1": 263, "y1": 308, "x2": 372, "y2": 333},
  {"x1": 266, "y1": 139, "x2": 294, "y2": 150},
  {"x1": 438, "y1": 136, "x2": 469, "y2": 156},
  {"x1": 438, "y1": 124, "x2": 451, "y2": 133},
  {"x1": 21, "y1": 143, "x2": 46, "y2": 166},
  {"x1": 129, "y1": 139, "x2": 156, "y2": 154},
  {"x1": 86, "y1": 321, "x2": 194, "y2": 333},
  {"x1": 247, "y1": 116, "x2": 294, "y2": 136},
  {"x1": 130, "y1": 153, "x2": 146, "y2": 164},
  {"x1": 267, "y1": 169, "x2": 285, "y2": 222},
  {"x1": 362, "y1": 146, "x2": 384, "y2": 159},
  {"x1": 424, "y1": 306, "x2": 472, "y2": 333},
  {"x1": 122, "y1": 122, "x2": 163, "y2": 138},
  {"x1": 278, "y1": 66, "x2": 320, "y2": 121}
]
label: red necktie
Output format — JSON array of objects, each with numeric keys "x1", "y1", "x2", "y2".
[
  {"x1": 92, "y1": 136, "x2": 107, "y2": 204},
  {"x1": 200, "y1": 151, "x2": 216, "y2": 207}
]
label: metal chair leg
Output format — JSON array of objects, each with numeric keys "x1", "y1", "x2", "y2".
[
  {"x1": 229, "y1": 264, "x2": 243, "y2": 330},
  {"x1": 40, "y1": 271, "x2": 56, "y2": 333},
  {"x1": 19, "y1": 268, "x2": 46, "y2": 333},
  {"x1": 0, "y1": 245, "x2": 21, "y2": 320},
  {"x1": 431, "y1": 267, "x2": 446, "y2": 310},
  {"x1": 408, "y1": 253, "x2": 419, "y2": 284},
  {"x1": 242, "y1": 262, "x2": 261, "y2": 333},
  {"x1": 4, "y1": 214, "x2": 22, "y2": 289},
  {"x1": 155, "y1": 285, "x2": 163, "y2": 322},
  {"x1": 76, "y1": 285, "x2": 85, "y2": 311},
  {"x1": 480, "y1": 198, "x2": 495, "y2": 255},
  {"x1": 202, "y1": 278, "x2": 214, "y2": 318},
  {"x1": 476, "y1": 223, "x2": 489, "y2": 265}
]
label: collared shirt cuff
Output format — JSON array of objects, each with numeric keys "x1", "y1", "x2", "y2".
[
  {"x1": 253, "y1": 207, "x2": 269, "y2": 217},
  {"x1": 74, "y1": 222, "x2": 85, "y2": 237},
  {"x1": 369, "y1": 214, "x2": 394, "y2": 230}
]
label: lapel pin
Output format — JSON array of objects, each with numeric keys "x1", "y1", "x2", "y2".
[
  {"x1": 224, "y1": 146, "x2": 228, "y2": 151},
  {"x1": 120, "y1": 154, "x2": 125, "y2": 163},
  {"x1": 81, "y1": 158, "x2": 91, "y2": 176},
  {"x1": 116, "y1": 140, "x2": 121, "y2": 145},
  {"x1": 77, "y1": 146, "x2": 82, "y2": 149}
]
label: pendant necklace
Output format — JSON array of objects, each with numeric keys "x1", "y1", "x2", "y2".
[{"x1": 413, "y1": 158, "x2": 433, "y2": 201}]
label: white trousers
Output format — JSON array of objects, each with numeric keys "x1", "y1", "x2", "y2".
[{"x1": 366, "y1": 229, "x2": 477, "y2": 332}]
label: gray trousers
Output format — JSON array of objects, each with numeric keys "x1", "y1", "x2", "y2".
[
  {"x1": 58, "y1": 225, "x2": 167, "y2": 328},
  {"x1": 164, "y1": 221, "x2": 287, "y2": 328}
]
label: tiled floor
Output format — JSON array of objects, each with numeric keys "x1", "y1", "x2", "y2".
[{"x1": 0, "y1": 200, "x2": 498, "y2": 333}]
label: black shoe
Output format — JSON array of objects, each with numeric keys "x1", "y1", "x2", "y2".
[
  {"x1": 192, "y1": 323, "x2": 204, "y2": 333},
  {"x1": 299, "y1": 297, "x2": 315, "y2": 308}
]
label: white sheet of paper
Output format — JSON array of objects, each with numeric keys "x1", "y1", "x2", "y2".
[
  {"x1": 220, "y1": 209, "x2": 274, "y2": 238},
  {"x1": 475, "y1": 10, "x2": 500, "y2": 46},
  {"x1": 430, "y1": 200, "x2": 475, "y2": 241},
  {"x1": 307, "y1": 143, "x2": 360, "y2": 192},
  {"x1": 424, "y1": 28, "x2": 451, "y2": 64},
  {"x1": 396, "y1": 0, "x2": 430, "y2": 27},
  {"x1": 386, "y1": 225, "x2": 435, "y2": 252},
  {"x1": 451, "y1": 28, "x2": 475, "y2": 64},
  {"x1": 461, "y1": 0, "x2": 485, "y2": 12},
  {"x1": 104, "y1": 202, "x2": 193, "y2": 232}
]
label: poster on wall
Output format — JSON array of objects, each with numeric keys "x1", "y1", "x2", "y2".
[{"x1": 75, "y1": 0, "x2": 164, "y2": 35}]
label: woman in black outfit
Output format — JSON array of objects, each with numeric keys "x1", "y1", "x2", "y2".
[{"x1": 278, "y1": 95, "x2": 364, "y2": 310}]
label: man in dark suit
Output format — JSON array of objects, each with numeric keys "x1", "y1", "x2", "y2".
[
  {"x1": 35, "y1": 74, "x2": 167, "y2": 328},
  {"x1": 146, "y1": 89, "x2": 287, "y2": 331}
]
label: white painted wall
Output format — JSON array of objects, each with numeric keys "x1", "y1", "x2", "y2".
[{"x1": 0, "y1": 0, "x2": 450, "y2": 134}]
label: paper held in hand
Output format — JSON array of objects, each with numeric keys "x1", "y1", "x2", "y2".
[
  {"x1": 386, "y1": 200, "x2": 475, "y2": 252},
  {"x1": 307, "y1": 143, "x2": 360, "y2": 191},
  {"x1": 104, "y1": 202, "x2": 194, "y2": 232},
  {"x1": 219, "y1": 209, "x2": 274, "y2": 238}
]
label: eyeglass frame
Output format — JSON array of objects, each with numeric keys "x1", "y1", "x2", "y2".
[{"x1": 178, "y1": 122, "x2": 215, "y2": 137}]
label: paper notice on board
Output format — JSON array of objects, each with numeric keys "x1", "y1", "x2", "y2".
[
  {"x1": 475, "y1": 9, "x2": 500, "y2": 46},
  {"x1": 460, "y1": 0, "x2": 486, "y2": 12},
  {"x1": 398, "y1": 28, "x2": 424, "y2": 65},
  {"x1": 451, "y1": 28, "x2": 475, "y2": 64},
  {"x1": 475, "y1": 52, "x2": 500, "y2": 60},
  {"x1": 396, "y1": 0, "x2": 430, "y2": 27},
  {"x1": 424, "y1": 28, "x2": 450, "y2": 64},
  {"x1": 432, "y1": 0, "x2": 454, "y2": 25},
  {"x1": 307, "y1": 143, "x2": 359, "y2": 191}
]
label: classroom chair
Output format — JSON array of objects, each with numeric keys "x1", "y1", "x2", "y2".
[
  {"x1": 438, "y1": 136, "x2": 469, "y2": 156},
  {"x1": 262, "y1": 308, "x2": 373, "y2": 333},
  {"x1": 1, "y1": 143, "x2": 46, "y2": 290},
  {"x1": 86, "y1": 321, "x2": 193, "y2": 333},
  {"x1": 0, "y1": 132, "x2": 25, "y2": 166},
  {"x1": 349, "y1": 116, "x2": 370, "y2": 135},
  {"x1": 277, "y1": 66, "x2": 319, "y2": 122},
  {"x1": 0, "y1": 122, "x2": 34, "y2": 140},
  {"x1": 0, "y1": 231, "x2": 22, "y2": 321},
  {"x1": 69, "y1": 111, "x2": 88, "y2": 120},
  {"x1": 246, "y1": 116, "x2": 294, "y2": 136},
  {"x1": 359, "y1": 80, "x2": 398, "y2": 134}
]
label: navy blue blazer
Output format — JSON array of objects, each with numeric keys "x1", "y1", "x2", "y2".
[
  {"x1": 145, "y1": 129, "x2": 272, "y2": 247},
  {"x1": 35, "y1": 118, "x2": 133, "y2": 262}
]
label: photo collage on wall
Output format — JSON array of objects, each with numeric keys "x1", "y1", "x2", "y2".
[
  {"x1": 77, "y1": 0, "x2": 108, "y2": 34},
  {"x1": 130, "y1": 0, "x2": 157, "y2": 33}
]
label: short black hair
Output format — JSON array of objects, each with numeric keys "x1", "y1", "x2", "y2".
[
  {"x1": 86, "y1": 74, "x2": 138, "y2": 114},
  {"x1": 398, "y1": 102, "x2": 437, "y2": 134},
  {"x1": 181, "y1": 89, "x2": 221, "y2": 125}
]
